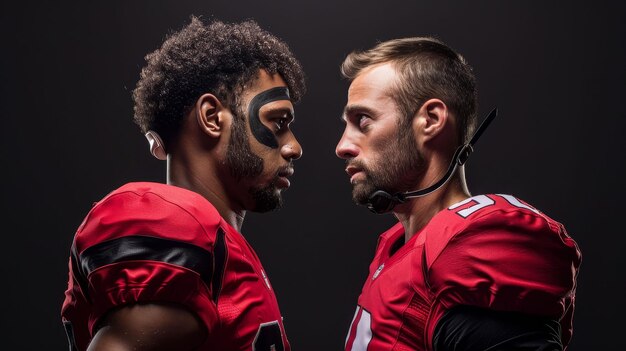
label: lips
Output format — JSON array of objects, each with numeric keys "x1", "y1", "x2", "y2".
[
  {"x1": 346, "y1": 165, "x2": 365, "y2": 183},
  {"x1": 278, "y1": 168, "x2": 294, "y2": 178},
  {"x1": 276, "y1": 167, "x2": 294, "y2": 189},
  {"x1": 345, "y1": 165, "x2": 361, "y2": 177}
]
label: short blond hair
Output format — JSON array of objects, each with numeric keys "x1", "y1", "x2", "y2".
[{"x1": 341, "y1": 37, "x2": 477, "y2": 144}]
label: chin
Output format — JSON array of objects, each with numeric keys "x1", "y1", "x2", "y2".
[
  {"x1": 250, "y1": 185, "x2": 283, "y2": 213},
  {"x1": 352, "y1": 183, "x2": 375, "y2": 205}
]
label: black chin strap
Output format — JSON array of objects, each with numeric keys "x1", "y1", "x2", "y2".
[{"x1": 366, "y1": 108, "x2": 498, "y2": 214}]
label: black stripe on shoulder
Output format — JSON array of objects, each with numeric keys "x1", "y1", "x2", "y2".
[
  {"x1": 79, "y1": 235, "x2": 213, "y2": 286},
  {"x1": 211, "y1": 228, "x2": 228, "y2": 304},
  {"x1": 71, "y1": 243, "x2": 91, "y2": 302}
]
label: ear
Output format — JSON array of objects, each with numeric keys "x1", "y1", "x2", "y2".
[
  {"x1": 413, "y1": 98, "x2": 449, "y2": 142},
  {"x1": 195, "y1": 93, "x2": 229, "y2": 138}
]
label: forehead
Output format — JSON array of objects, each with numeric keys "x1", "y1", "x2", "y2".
[
  {"x1": 347, "y1": 63, "x2": 399, "y2": 107},
  {"x1": 243, "y1": 70, "x2": 294, "y2": 112}
]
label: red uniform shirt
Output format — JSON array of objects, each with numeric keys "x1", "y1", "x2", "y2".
[
  {"x1": 345, "y1": 194, "x2": 581, "y2": 351},
  {"x1": 61, "y1": 182, "x2": 290, "y2": 351}
]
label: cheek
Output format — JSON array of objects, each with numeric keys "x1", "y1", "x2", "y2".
[
  {"x1": 372, "y1": 121, "x2": 399, "y2": 146},
  {"x1": 255, "y1": 149, "x2": 283, "y2": 172},
  {"x1": 366, "y1": 130, "x2": 397, "y2": 160},
  {"x1": 370, "y1": 137, "x2": 389, "y2": 150}
]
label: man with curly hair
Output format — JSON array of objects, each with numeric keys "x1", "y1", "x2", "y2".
[{"x1": 61, "y1": 17, "x2": 305, "y2": 351}]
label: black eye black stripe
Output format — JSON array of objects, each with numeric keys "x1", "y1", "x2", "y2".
[{"x1": 248, "y1": 86, "x2": 291, "y2": 149}]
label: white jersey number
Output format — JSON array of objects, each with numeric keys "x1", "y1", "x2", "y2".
[{"x1": 449, "y1": 194, "x2": 539, "y2": 218}]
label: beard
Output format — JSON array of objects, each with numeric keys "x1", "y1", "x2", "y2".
[
  {"x1": 226, "y1": 110, "x2": 283, "y2": 213},
  {"x1": 349, "y1": 127, "x2": 424, "y2": 206},
  {"x1": 249, "y1": 179, "x2": 282, "y2": 213}
]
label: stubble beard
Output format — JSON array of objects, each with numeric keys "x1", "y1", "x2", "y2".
[
  {"x1": 350, "y1": 127, "x2": 424, "y2": 206},
  {"x1": 226, "y1": 110, "x2": 283, "y2": 213}
]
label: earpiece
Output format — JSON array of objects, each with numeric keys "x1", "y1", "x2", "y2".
[{"x1": 145, "y1": 130, "x2": 167, "y2": 160}]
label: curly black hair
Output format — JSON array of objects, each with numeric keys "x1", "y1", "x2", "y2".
[{"x1": 133, "y1": 16, "x2": 306, "y2": 145}]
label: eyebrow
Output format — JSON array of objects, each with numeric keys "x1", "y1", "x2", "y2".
[
  {"x1": 341, "y1": 104, "x2": 376, "y2": 121},
  {"x1": 263, "y1": 106, "x2": 295, "y2": 122}
]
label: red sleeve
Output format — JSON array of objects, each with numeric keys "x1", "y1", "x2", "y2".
[
  {"x1": 426, "y1": 208, "x2": 581, "y2": 348},
  {"x1": 64, "y1": 186, "x2": 222, "y2": 342}
]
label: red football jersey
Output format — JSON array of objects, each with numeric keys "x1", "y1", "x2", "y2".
[
  {"x1": 61, "y1": 182, "x2": 290, "y2": 351},
  {"x1": 345, "y1": 194, "x2": 581, "y2": 351}
]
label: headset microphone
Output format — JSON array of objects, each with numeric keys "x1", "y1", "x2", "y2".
[{"x1": 366, "y1": 108, "x2": 498, "y2": 214}]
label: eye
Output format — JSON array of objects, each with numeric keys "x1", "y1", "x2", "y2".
[
  {"x1": 274, "y1": 118, "x2": 288, "y2": 131},
  {"x1": 357, "y1": 114, "x2": 371, "y2": 130}
]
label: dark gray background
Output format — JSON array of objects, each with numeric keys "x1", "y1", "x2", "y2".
[{"x1": 1, "y1": 1, "x2": 624, "y2": 349}]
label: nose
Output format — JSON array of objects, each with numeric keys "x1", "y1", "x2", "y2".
[
  {"x1": 281, "y1": 132, "x2": 303, "y2": 160},
  {"x1": 336, "y1": 129, "x2": 359, "y2": 159}
]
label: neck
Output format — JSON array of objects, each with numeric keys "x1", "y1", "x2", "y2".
[
  {"x1": 166, "y1": 154, "x2": 246, "y2": 232},
  {"x1": 393, "y1": 166, "x2": 470, "y2": 243}
]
